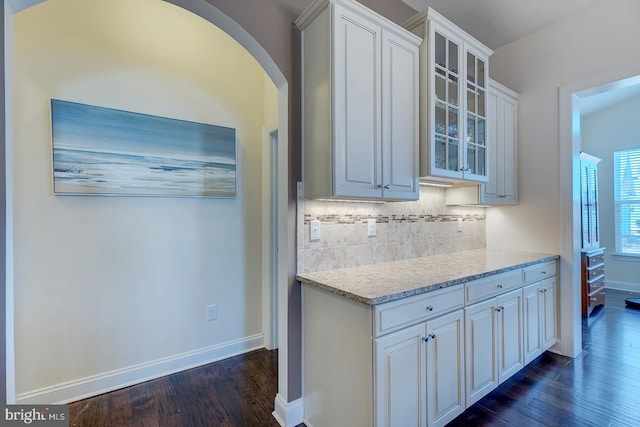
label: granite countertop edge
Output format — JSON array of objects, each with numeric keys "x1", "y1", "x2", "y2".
[{"x1": 297, "y1": 251, "x2": 560, "y2": 306}]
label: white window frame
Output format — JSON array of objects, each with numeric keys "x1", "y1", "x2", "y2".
[{"x1": 614, "y1": 148, "x2": 640, "y2": 256}]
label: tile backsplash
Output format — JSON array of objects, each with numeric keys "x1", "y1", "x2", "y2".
[{"x1": 297, "y1": 185, "x2": 486, "y2": 273}]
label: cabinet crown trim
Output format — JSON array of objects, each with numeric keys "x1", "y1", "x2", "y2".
[
  {"x1": 403, "y1": 7, "x2": 493, "y2": 57},
  {"x1": 296, "y1": 0, "x2": 423, "y2": 45}
]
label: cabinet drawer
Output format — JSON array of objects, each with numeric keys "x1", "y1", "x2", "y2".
[
  {"x1": 374, "y1": 285, "x2": 463, "y2": 337},
  {"x1": 465, "y1": 269, "x2": 522, "y2": 304},
  {"x1": 586, "y1": 253, "x2": 604, "y2": 267},
  {"x1": 587, "y1": 276, "x2": 605, "y2": 292},
  {"x1": 524, "y1": 261, "x2": 556, "y2": 284},
  {"x1": 587, "y1": 265, "x2": 604, "y2": 280}
]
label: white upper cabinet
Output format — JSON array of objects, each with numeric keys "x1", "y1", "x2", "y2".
[
  {"x1": 296, "y1": 0, "x2": 421, "y2": 201},
  {"x1": 483, "y1": 79, "x2": 519, "y2": 205},
  {"x1": 405, "y1": 8, "x2": 493, "y2": 183}
]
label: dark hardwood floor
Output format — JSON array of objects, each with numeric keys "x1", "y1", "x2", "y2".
[
  {"x1": 70, "y1": 289, "x2": 640, "y2": 427},
  {"x1": 69, "y1": 348, "x2": 288, "y2": 427}
]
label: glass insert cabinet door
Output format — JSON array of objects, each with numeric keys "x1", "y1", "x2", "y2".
[
  {"x1": 433, "y1": 31, "x2": 460, "y2": 173},
  {"x1": 465, "y1": 51, "x2": 487, "y2": 178},
  {"x1": 429, "y1": 23, "x2": 490, "y2": 182}
]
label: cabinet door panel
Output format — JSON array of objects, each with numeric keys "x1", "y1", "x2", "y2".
[
  {"x1": 428, "y1": 25, "x2": 463, "y2": 180},
  {"x1": 382, "y1": 30, "x2": 419, "y2": 200},
  {"x1": 497, "y1": 289, "x2": 524, "y2": 382},
  {"x1": 465, "y1": 299, "x2": 498, "y2": 406},
  {"x1": 501, "y1": 97, "x2": 517, "y2": 200},
  {"x1": 542, "y1": 278, "x2": 558, "y2": 349},
  {"x1": 333, "y1": 5, "x2": 381, "y2": 198},
  {"x1": 374, "y1": 323, "x2": 426, "y2": 427},
  {"x1": 523, "y1": 282, "x2": 542, "y2": 364},
  {"x1": 426, "y1": 310, "x2": 465, "y2": 427}
]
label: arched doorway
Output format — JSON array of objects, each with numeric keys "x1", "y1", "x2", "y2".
[{"x1": 3, "y1": 0, "x2": 291, "y2": 420}]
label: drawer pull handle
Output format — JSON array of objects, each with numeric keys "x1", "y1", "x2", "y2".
[
  {"x1": 497, "y1": 284, "x2": 503, "y2": 289},
  {"x1": 541, "y1": 270, "x2": 547, "y2": 275},
  {"x1": 426, "y1": 305, "x2": 434, "y2": 312},
  {"x1": 539, "y1": 289, "x2": 548, "y2": 293},
  {"x1": 599, "y1": 291, "x2": 605, "y2": 295},
  {"x1": 591, "y1": 297, "x2": 597, "y2": 301},
  {"x1": 495, "y1": 306, "x2": 504, "y2": 312}
]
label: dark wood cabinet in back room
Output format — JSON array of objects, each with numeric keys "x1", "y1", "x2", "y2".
[{"x1": 580, "y1": 152, "x2": 604, "y2": 317}]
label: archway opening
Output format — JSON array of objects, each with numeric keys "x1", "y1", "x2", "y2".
[{"x1": 5, "y1": 0, "x2": 289, "y2": 411}]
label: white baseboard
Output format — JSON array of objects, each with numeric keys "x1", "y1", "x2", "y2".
[
  {"x1": 606, "y1": 280, "x2": 640, "y2": 293},
  {"x1": 16, "y1": 334, "x2": 264, "y2": 405},
  {"x1": 272, "y1": 393, "x2": 304, "y2": 427}
]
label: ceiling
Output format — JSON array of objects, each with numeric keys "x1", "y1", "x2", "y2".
[
  {"x1": 400, "y1": 0, "x2": 605, "y2": 50},
  {"x1": 580, "y1": 78, "x2": 640, "y2": 117},
  {"x1": 275, "y1": 0, "x2": 606, "y2": 51}
]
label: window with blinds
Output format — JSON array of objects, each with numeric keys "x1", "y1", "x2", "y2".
[{"x1": 614, "y1": 148, "x2": 640, "y2": 255}]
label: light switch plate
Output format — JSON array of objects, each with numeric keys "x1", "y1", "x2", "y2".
[
  {"x1": 367, "y1": 218, "x2": 376, "y2": 237},
  {"x1": 457, "y1": 218, "x2": 463, "y2": 232},
  {"x1": 310, "y1": 220, "x2": 321, "y2": 241}
]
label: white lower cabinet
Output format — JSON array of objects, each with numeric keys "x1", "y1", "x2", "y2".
[
  {"x1": 425, "y1": 309, "x2": 465, "y2": 427},
  {"x1": 374, "y1": 297, "x2": 465, "y2": 427},
  {"x1": 374, "y1": 324, "x2": 426, "y2": 427},
  {"x1": 302, "y1": 259, "x2": 558, "y2": 427},
  {"x1": 523, "y1": 265, "x2": 558, "y2": 364},
  {"x1": 523, "y1": 281, "x2": 543, "y2": 364},
  {"x1": 374, "y1": 310, "x2": 466, "y2": 427},
  {"x1": 465, "y1": 288, "x2": 524, "y2": 407}
]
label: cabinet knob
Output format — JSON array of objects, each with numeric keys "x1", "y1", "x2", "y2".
[
  {"x1": 426, "y1": 305, "x2": 434, "y2": 312},
  {"x1": 495, "y1": 307, "x2": 502, "y2": 312},
  {"x1": 497, "y1": 284, "x2": 503, "y2": 289},
  {"x1": 384, "y1": 185, "x2": 390, "y2": 190},
  {"x1": 423, "y1": 333, "x2": 436, "y2": 342},
  {"x1": 541, "y1": 271, "x2": 547, "y2": 275},
  {"x1": 591, "y1": 296, "x2": 597, "y2": 301}
]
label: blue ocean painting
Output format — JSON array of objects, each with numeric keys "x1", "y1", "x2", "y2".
[{"x1": 50, "y1": 99, "x2": 236, "y2": 197}]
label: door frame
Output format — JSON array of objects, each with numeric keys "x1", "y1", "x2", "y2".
[
  {"x1": 262, "y1": 122, "x2": 279, "y2": 350},
  {"x1": 558, "y1": 63, "x2": 640, "y2": 358}
]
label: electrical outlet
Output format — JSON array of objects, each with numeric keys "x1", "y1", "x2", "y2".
[
  {"x1": 457, "y1": 218, "x2": 463, "y2": 232},
  {"x1": 310, "y1": 220, "x2": 321, "y2": 241},
  {"x1": 367, "y1": 218, "x2": 376, "y2": 237},
  {"x1": 206, "y1": 304, "x2": 217, "y2": 322}
]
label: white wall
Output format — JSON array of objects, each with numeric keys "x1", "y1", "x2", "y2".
[
  {"x1": 13, "y1": 0, "x2": 276, "y2": 402},
  {"x1": 582, "y1": 95, "x2": 640, "y2": 292},
  {"x1": 486, "y1": 0, "x2": 640, "y2": 254}
]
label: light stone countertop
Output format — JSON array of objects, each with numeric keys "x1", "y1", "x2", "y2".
[{"x1": 296, "y1": 249, "x2": 559, "y2": 305}]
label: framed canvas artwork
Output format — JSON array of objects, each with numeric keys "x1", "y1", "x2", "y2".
[{"x1": 50, "y1": 99, "x2": 237, "y2": 197}]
